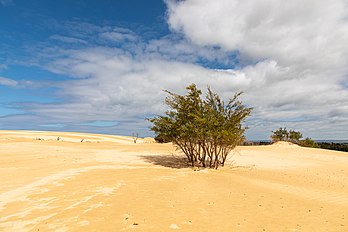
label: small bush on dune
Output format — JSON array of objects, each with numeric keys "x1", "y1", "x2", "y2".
[
  {"x1": 271, "y1": 127, "x2": 290, "y2": 142},
  {"x1": 148, "y1": 84, "x2": 252, "y2": 169},
  {"x1": 271, "y1": 128, "x2": 303, "y2": 143},
  {"x1": 271, "y1": 128, "x2": 319, "y2": 148}
]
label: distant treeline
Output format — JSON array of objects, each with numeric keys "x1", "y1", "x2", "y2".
[
  {"x1": 317, "y1": 142, "x2": 348, "y2": 152},
  {"x1": 242, "y1": 141, "x2": 348, "y2": 152},
  {"x1": 243, "y1": 141, "x2": 272, "y2": 146}
]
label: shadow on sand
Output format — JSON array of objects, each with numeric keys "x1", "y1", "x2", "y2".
[{"x1": 140, "y1": 154, "x2": 192, "y2": 169}]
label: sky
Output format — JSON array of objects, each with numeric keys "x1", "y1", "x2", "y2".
[{"x1": 0, "y1": 0, "x2": 348, "y2": 140}]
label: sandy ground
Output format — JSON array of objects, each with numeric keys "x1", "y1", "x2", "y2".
[{"x1": 0, "y1": 130, "x2": 347, "y2": 231}]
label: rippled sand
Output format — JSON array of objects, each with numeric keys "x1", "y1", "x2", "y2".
[{"x1": 0, "y1": 130, "x2": 347, "y2": 231}]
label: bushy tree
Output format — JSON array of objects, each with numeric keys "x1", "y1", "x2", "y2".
[
  {"x1": 271, "y1": 128, "x2": 303, "y2": 143},
  {"x1": 289, "y1": 130, "x2": 303, "y2": 143},
  {"x1": 271, "y1": 127, "x2": 289, "y2": 142},
  {"x1": 149, "y1": 84, "x2": 252, "y2": 169}
]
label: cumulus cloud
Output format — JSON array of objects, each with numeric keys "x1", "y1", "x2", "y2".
[
  {"x1": 166, "y1": 0, "x2": 348, "y2": 138},
  {"x1": 166, "y1": 0, "x2": 348, "y2": 67},
  {"x1": 3, "y1": 21, "x2": 248, "y2": 135},
  {"x1": 18, "y1": 39, "x2": 347, "y2": 138},
  {"x1": 144, "y1": 35, "x2": 238, "y2": 66},
  {"x1": 26, "y1": 46, "x2": 246, "y2": 125}
]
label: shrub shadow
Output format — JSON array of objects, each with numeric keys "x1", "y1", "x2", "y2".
[{"x1": 140, "y1": 154, "x2": 191, "y2": 169}]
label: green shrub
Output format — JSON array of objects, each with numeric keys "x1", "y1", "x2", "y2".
[
  {"x1": 149, "y1": 84, "x2": 252, "y2": 169},
  {"x1": 298, "y1": 137, "x2": 319, "y2": 148}
]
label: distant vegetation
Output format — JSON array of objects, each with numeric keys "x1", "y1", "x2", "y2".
[
  {"x1": 271, "y1": 127, "x2": 304, "y2": 143},
  {"x1": 299, "y1": 137, "x2": 320, "y2": 148},
  {"x1": 270, "y1": 127, "x2": 348, "y2": 152},
  {"x1": 243, "y1": 141, "x2": 272, "y2": 146},
  {"x1": 317, "y1": 142, "x2": 348, "y2": 152},
  {"x1": 271, "y1": 127, "x2": 319, "y2": 148},
  {"x1": 149, "y1": 84, "x2": 252, "y2": 169}
]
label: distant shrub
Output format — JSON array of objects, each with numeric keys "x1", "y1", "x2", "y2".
[
  {"x1": 270, "y1": 128, "x2": 323, "y2": 149},
  {"x1": 271, "y1": 128, "x2": 302, "y2": 143},
  {"x1": 271, "y1": 127, "x2": 289, "y2": 142},
  {"x1": 298, "y1": 137, "x2": 319, "y2": 148}
]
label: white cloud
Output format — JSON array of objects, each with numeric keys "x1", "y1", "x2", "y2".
[
  {"x1": 31, "y1": 47, "x2": 247, "y2": 121},
  {"x1": 0, "y1": 76, "x2": 18, "y2": 87},
  {"x1": 166, "y1": 0, "x2": 348, "y2": 139},
  {"x1": 20, "y1": 41, "x2": 347, "y2": 139},
  {"x1": 166, "y1": 0, "x2": 348, "y2": 68},
  {"x1": 144, "y1": 35, "x2": 237, "y2": 65}
]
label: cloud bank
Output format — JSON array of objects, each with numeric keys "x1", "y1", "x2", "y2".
[
  {"x1": 166, "y1": 0, "x2": 348, "y2": 138},
  {"x1": 1, "y1": 0, "x2": 348, "y2": 139}
]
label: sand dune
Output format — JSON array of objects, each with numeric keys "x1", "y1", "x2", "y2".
[{"x1": 0, "y1": 130, "x2": 347, "y2": 231}]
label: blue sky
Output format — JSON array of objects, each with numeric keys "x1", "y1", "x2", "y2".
[{"x1": 1, "y1": 0, "x2": 348, "y2": 140}]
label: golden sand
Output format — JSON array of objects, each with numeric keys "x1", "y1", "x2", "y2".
[{"x1": 0, "y1": 130, "x2": 347, "y2": 231}]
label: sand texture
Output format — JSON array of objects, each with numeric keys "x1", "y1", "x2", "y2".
[{"x1": 0, "y1": 130, "x2": 347, "y2": 231}]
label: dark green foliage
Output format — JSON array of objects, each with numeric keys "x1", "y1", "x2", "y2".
[
  {"x1": 149, "y1": 84, "x2": 252, "y2": 169},
  {"x1": 296, "y1": 138, "x2": 348, "y2": 151},
  {"x1": 318, "y1": 142, "x2": 348, "y2": 152},
  {"x1": 271, "y1": 128, "x2": 303, "y2": 143},
  {"x1": 154, "y1": 134, "x2": 171, "y2": 143},
  {"x1": 271, "y1": 127, "x2": 290, "y2": 142},
  {"x1": 289, "y1": 130, "x2": 303, "y2": 143},
  {"x1": 270, "y1": 128, "x2": 348, "y2": 151},
  {"x1": 271, "y1": 128, "x2": 320, "y2": 149},
  {"x1": 298, "y1": 137, "x2": 319, "y2": 148},
  {"x1": 242, "y1": 141, "x2": 272, "y2": 146}
]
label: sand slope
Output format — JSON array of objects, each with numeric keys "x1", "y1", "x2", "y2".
[{"x1": 0, "y1": 130, "x2": 347, "y2": 231}]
